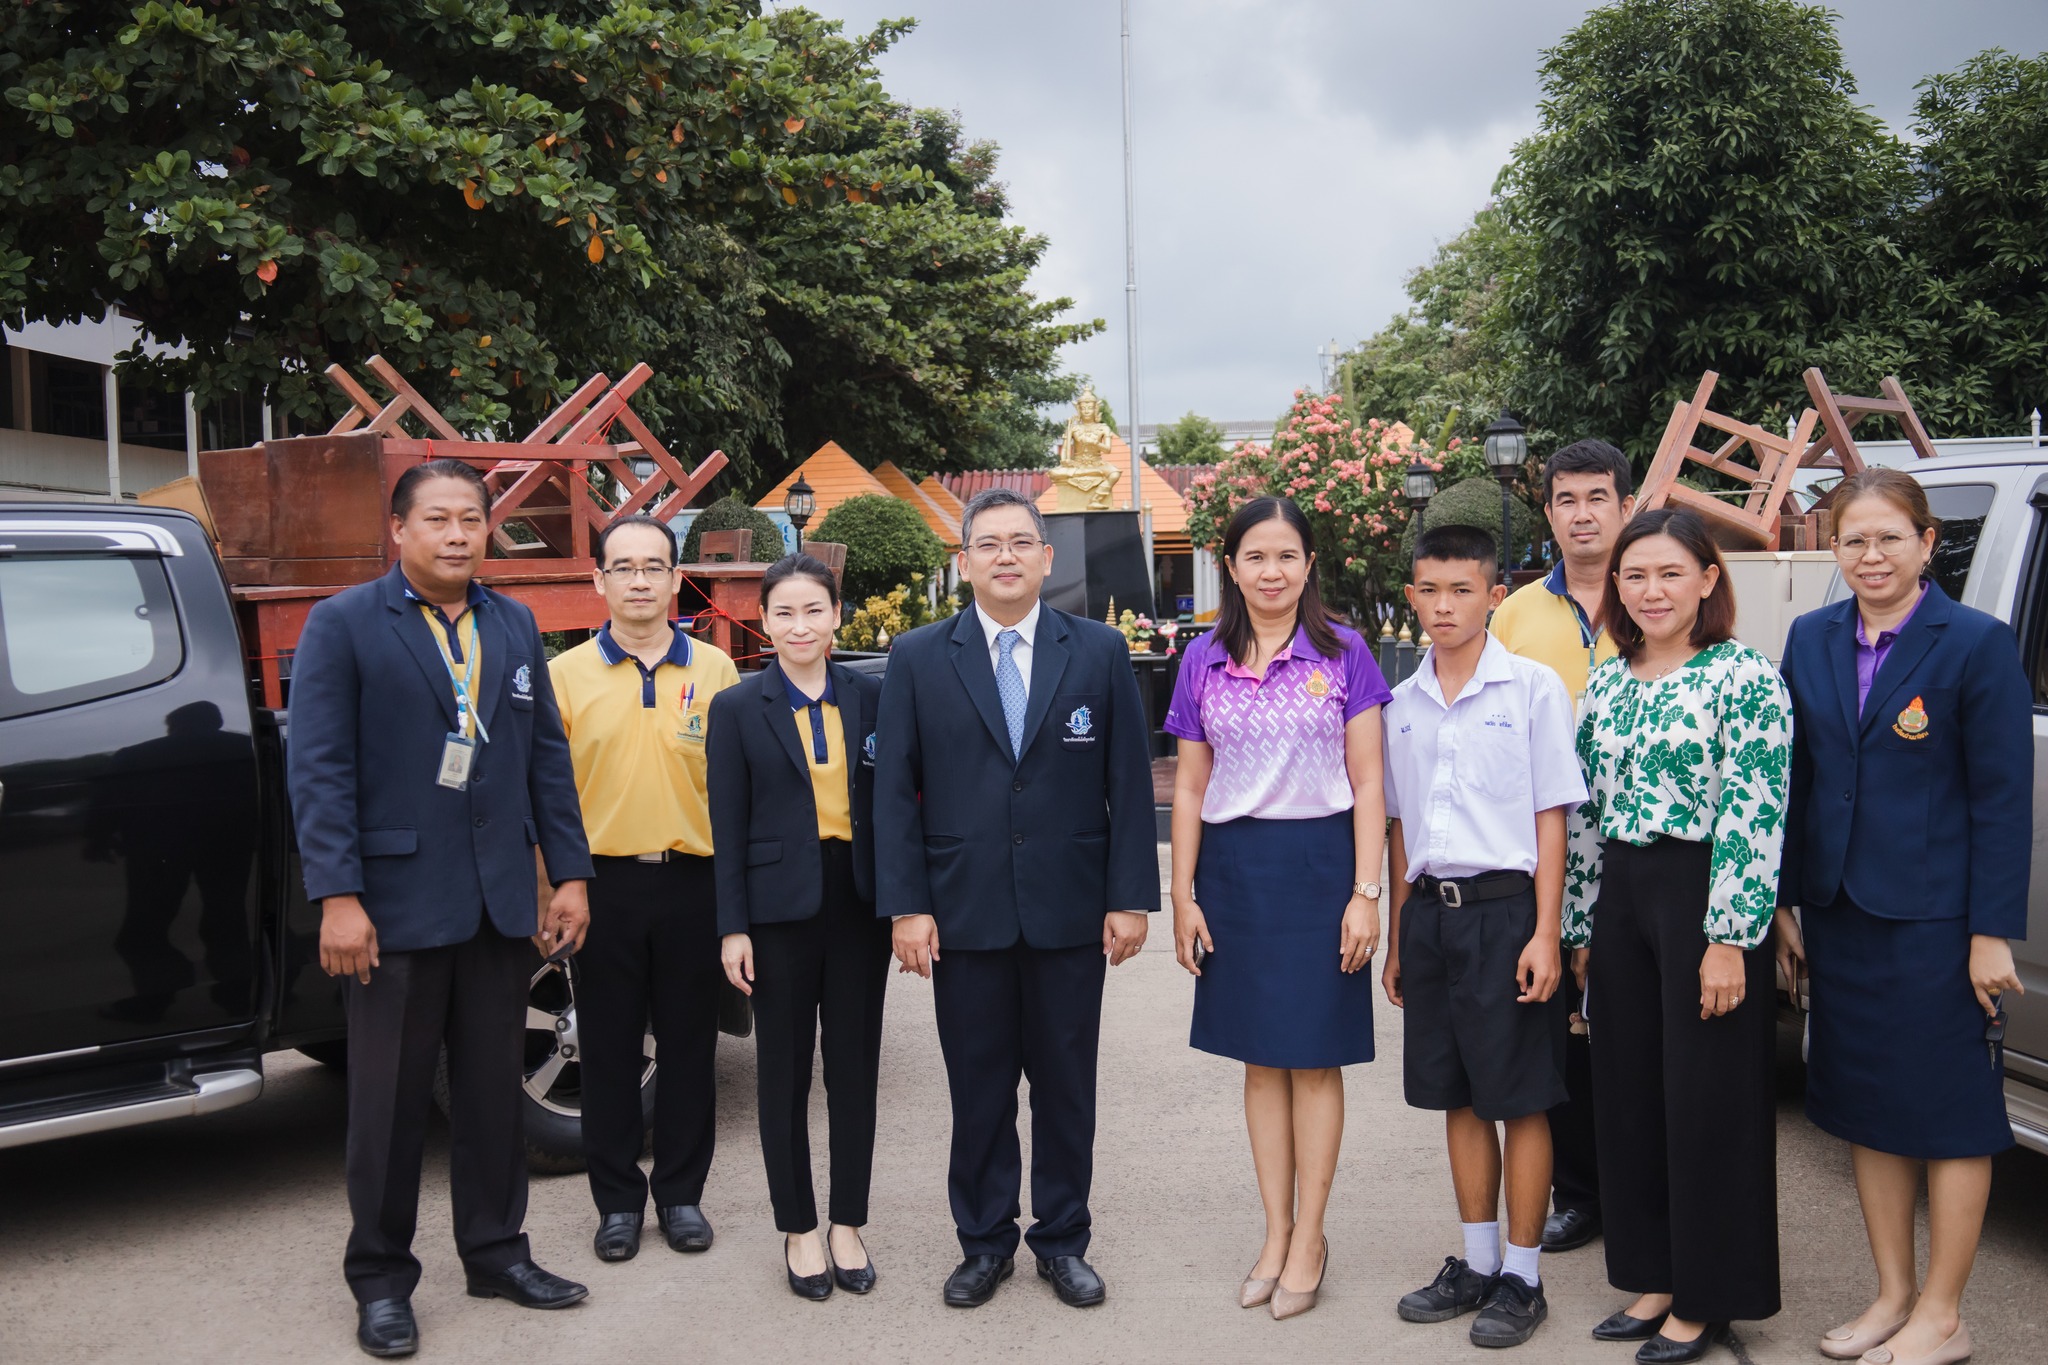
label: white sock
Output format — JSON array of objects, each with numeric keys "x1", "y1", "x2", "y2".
[
  {"x1": 1501, "y1": 1241, "x2": 1542, "y2": 1289},
  {"x1": 1461, "y1": 1221, "x2": 1502, "y2": 1275}
]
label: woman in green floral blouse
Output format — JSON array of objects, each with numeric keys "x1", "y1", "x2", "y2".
[{"x1": 1564, "y1": 508, "x2": 1792, "y2": 1365}]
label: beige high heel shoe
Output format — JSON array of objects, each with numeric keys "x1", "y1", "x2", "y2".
[
  {"x1": 1269, "y1": 1237, "x2": 1328, "y2": 1321},
  {"x1": 1239, "y1": 1268, "x2": 1277, "y2": 1309}
]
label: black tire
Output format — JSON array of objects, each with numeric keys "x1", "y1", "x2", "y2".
[
  {"x1": 297, "y1": 1039, "x2": 350, "y2": 1069},
  {"x1": 430, "y1": 957, "x2": 657, "y2": 1174}
]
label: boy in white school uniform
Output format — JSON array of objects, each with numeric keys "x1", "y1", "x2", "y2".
[{"x1": 1380, "y1": 524, "x2": 1588, "y2": 1349}]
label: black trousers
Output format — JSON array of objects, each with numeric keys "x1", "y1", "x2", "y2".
[
  {"x1": 578, "y1": 854, "x2": 720, "y2": 1214},
  {"x1": 931, "y1": 940, "x2": 1106, "y2": 1260},
  {"x1": 1548, "y1": 973, "x2": 1601, "y2": 1218},
  {"x1": 750, "y1": 840, "x2": 892, "y2": 1232},
  {"x1": 1587, "y1": 838, "x2": 1780, "y2": 1324},
  {"x1": 342, "y1": 927, "x2": 531, "y2": 1303}
]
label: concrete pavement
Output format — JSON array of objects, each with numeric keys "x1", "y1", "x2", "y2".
[{"x1": 3, "y1": 856, "x2": 2045, "y2": 1362}]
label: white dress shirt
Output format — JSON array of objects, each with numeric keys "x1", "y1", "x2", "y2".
[
  {"x1": 1382, "y1": 632, "x2": 1587, "y2": 880},
  {"x1": 975, "y1": 599, "x2": 1041, "y2": 703}
]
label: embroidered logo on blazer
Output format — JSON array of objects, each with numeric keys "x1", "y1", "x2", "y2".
[
  {"x1": 1894, "y1": 695, "x2": 1929, "y2": 741},
  {"x1": 1067, "y1": 706, "x2": 1094, "y2": 736},
  {"x1": 512, "y1": 664, "x2": 533, "y2": 698},
  {"x1": 862, "y1": 732, "x2": 877, "y2": 765}
]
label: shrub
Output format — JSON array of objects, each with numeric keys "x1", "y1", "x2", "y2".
[
  {"x1": 814, "y1": 494, "x2": 947, "y2": 606},
  {"x1": 836, "y1": 573, "x2": 958, "y2": 651},
  {"x1": 679, "y1": 495, "x2": 784, "y2": 564},
  {"x1": 1398, "y1": 475, "x2": 1543, "y2": 570}
]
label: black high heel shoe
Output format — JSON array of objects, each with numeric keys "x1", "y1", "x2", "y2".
[
  {"x1": 1635, "y1": 1323, "x2": 1725, "y2": 1363},
  {"x1": 786, "y1": 1235, "x2": 833, "y2": 1301},
  {"x1": 829, "y1": 1226, "x2": 877, "y2": 1294},
  {"x1": 1593, "y1": 1307, "x2": 1671, "y2": 1341}
]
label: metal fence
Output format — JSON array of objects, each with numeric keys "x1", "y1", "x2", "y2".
[{"x1": 1373, "y1": 621, "x2": 1428, "y2": 688}]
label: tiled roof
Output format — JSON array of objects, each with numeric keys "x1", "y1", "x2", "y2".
[
  {"x1": 754, "y1": 441, "x2": 892, "y2": 519},
  {"x1": 1030, "y1": 438, "x2": 1192, "y2": 543},
  {"x1": 1153, "y1": 464, "x2": 1218, "y2": 497},
  {"x1": 918, "y1": 474, "x2": 965, "y2": 519},
  {"x1": 872, "y1": 460, "x2": 961, "y2": 547},
  {"x1": 941, "y1": 469, "x2": 1051, "y2": 502}
]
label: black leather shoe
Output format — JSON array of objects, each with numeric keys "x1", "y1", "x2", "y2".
[
  {"x1": 464, "y1": 1260, "x2": 589, "y2": 1309},
  {"x1": 943, "y1": 1254, "x2": 1014, "y2": 1308},
  {"x1": 829, "y1": 1228, "x2": 877, "y2": 1295},
  {"x1": 658, "y1": 1204, "x2": 713, "y2": 1253},
  {"x1": 593, "y1": 1212, "x2": 642, "y2": 1263},
  {"x1": 1593, "y1": 1307, "x2": 1671, "y2": 1341},
  {"x1": 787, "y1": 1237, "x2": 833, "y2": 1301},
  {"x1": 1470, "y1": 1274, "x2": 1548, "y2": 1348},
  {"x1": 1398, "y1": 1256, "x2": 1497, "y2": 1323},
  {"x1": 1635, "y1": 1325, "x2": 1724, "y2": 1363},
  {"x1": 1036, "y1": 1255, "x2": 1107, "y2": 1308},
  {"x1": 355, "y1": 1298, "x2": 417, "y2": 1358},
  {"x1": 1542, "y1": 1208, "x2": 1601, "y2": 1252}
]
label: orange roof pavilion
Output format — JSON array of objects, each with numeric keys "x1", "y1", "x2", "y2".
[
  {"x1": 872, "y1": 460, "x2": 960, "y2": 548},
  {"x1": 756, "y1": 441, "x2": 892, "y2": 522}
]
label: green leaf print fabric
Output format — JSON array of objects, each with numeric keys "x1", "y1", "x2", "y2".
[{"x1": 1563, "y1": 640, "x2": 1792, "y2": 949}]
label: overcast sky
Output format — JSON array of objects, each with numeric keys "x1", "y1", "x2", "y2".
[{"x1": 796, "y1": 1, "x2": 2048, "y2": 431}]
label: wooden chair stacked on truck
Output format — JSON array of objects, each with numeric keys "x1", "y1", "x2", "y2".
[
  {"x1": 196, "y1": 357, "x2": 761, "y2": 705},
  {"x1": 1635, "y1": 369, "x2": 1939, "y2": 551}
]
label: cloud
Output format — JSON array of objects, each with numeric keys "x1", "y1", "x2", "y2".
[{"x1": 798, "y1": 0, "x2": 2048, "y2": 429}]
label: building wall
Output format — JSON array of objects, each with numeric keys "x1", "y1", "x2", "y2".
[{"x1": 0, "y1": 428, "x2": 187, "y2": 501}]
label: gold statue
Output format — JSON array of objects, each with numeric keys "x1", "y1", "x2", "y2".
[{"x1": 1048, "y1": 385, "x2": 1122, "y2": 512}]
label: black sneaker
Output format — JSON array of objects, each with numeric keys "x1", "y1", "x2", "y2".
[
  {"x1": 1469, "y1": 1273, "x2": 1547, "y2": 1348},
  {"x1": 1397, "y1": 1256, "x2": 1497, "y2": 1323}
]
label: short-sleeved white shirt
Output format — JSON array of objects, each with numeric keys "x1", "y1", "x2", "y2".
[{"x1": 1383, "y1": 633, "x2": 1588, "y2": 881}]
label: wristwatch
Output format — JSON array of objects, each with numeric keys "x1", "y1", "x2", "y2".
[{"x1": 1354, "y1": 881, "x2": 1383, "y2": 900}]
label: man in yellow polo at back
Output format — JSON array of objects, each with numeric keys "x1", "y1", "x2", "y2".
[
  {"x1": 549, "y1": 513, "x2": 739, "y2": 1264},
  {"x1": 1489, "y1": 438, "x2": 1632, "y2": 1262}
]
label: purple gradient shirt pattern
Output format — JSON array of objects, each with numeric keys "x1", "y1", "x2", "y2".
[{"x1": 1165, "y1": 624, "x2": 1392, "y2": 822}]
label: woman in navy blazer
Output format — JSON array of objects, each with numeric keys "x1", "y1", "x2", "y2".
[
  {"x1": 1777, "y1": 468, "x2": 2029, "y2": 1365},
  {"x1": 707, "y1": 554, "x2": 888, "y2": 1301}
]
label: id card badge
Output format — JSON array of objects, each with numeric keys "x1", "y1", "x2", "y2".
[{"x1": 436, "y1": 732, "x2": 477, "y2": 790}]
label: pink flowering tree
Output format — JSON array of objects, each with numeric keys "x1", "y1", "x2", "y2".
[{"x1": 1186, "y1": 389, "x2": 1478, "y2": 627}]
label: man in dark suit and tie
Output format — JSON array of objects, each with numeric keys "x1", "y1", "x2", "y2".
[
  {"x1": 289, "y1": 458, "x2": 596, "y2": 1358},
  {"x1": 875, "y1": 487, "x2": 1159, "y2": 1310}
]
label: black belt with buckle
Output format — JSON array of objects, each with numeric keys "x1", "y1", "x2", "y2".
[
  {"x1": 634, "y1": 850, "x2": 676, "y2": 863},
  {"x1": 1417, "y1": 870, "x2": 1533, "y2": 908}
]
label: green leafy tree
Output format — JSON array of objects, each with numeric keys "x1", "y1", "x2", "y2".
[
  {"x1": 0, "y1": 4, "x2": 1093, "y2": 489},
  {"x1": 1817, "y1": 49, "x2": 2048, "y2": 435},
  {"x1": 814, "y1": 492, "x2": 945, "y2": 605},
  {"x1": 1154, "y1": 411, "x2": 1227, "y2": 465},
  {"x1": 1494, "y1": 0, "x2": 1914, "y2": 459},
  {"x1": 679, "y1": 494, "x2": 782, "y2": 564}
]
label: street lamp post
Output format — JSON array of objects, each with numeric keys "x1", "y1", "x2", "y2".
[
  {"x1": 1482, "y1": 410, "x2": 1528, "y2": 580},
  {"x1": 1404, "y1": 457, "x2": 1438, "y2": 514},
  {"x1": 784, "y1": 473, "x2": 815, "y2": 555}
]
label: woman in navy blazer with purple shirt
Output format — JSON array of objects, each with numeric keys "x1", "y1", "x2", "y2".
[{"x1": 1776, "y1": 469, "x2": 2029, "y2": 1365}]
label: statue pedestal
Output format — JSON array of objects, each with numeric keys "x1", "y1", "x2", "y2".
[{"x1": 1041, "y1": 510, "x2": 1154, "y2": 624}]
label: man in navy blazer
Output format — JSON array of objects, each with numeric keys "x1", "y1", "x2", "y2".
[
  {"x1": 288, "y1": 459, "x2": 596, "y2": 1357},
  {"x1": 1779, "y1": 579, "x2": 2031, "y2": 938},
  {"x1": 875, "y1": 488, "x2": 1158, "y2": 1311}
]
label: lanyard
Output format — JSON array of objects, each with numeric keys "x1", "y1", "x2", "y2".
[{"x1": 424, "y1": 606, "x2": 490, "y2": 743}]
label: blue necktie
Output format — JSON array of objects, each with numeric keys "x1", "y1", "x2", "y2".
[{"x1": 995, "y1": 628, "x2": 1026, "y2": 760}]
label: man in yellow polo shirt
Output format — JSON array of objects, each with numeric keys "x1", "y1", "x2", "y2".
[
  {"x1": 550, "y1": 514, "x2": 739, "y2": 1265},
  {"x1": 1490, "y1": 438, "x2": 1632, "y2": 1259}
]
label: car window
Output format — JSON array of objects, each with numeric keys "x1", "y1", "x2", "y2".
[
  {"x1": 1925, "y1": 483, "x2": 1996, "y2": 603},
  {"x1": 0, "y1": 556, "x2": 184, "y2": 720}
]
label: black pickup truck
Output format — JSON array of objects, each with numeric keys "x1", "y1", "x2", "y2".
[{"x1": 0, "y1": 502, "x2": 628, "y2": 1167}]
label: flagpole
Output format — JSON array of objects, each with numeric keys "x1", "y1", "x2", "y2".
[{"x1": 1119, "y1": 0, "x2": 1149, "y2": 567}]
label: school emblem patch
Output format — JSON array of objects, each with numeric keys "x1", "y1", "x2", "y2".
[
  {"x1": 1067, "y1": 706, "x2": 1093, "y2": 737},
  {"x1": 1894, "y1": 695, "x2": 1929, "y2": 741},
  {"x1": 681, "y1": 711, "x2": 705, "y2": 743},
  {"x1": 862, "y1": 733, "x2": 877, "y2": 761},
  {"x1": 512, "y1": 664, "x2": 532, "y2": 698},
  {"x1": 1305, "y1": 668, "x2": 1330, "y2": 698}
]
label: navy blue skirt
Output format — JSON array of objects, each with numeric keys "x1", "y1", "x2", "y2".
[
  {"x1": 1190, "y1": 812, "x2": 1374, "y2": 1069},
  {"x1": 1804, "y1": 899, "x2": 2011, "y2": 1159}
]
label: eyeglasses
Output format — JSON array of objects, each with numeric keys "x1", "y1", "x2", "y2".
[
  {"x1": 601, "y1": 563, "x2": 676, "y2": 580},
  {"x1": 1833, "y1": 533, "x2": 1917, "y2": 560},
  {"x1": 967, "y1": 536, "x2": 1044, "y2": 558}
]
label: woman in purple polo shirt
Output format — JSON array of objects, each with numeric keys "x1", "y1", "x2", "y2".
[{"x1": 1166, "y1": 496, "x2": 1391, "y2": 1322}]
